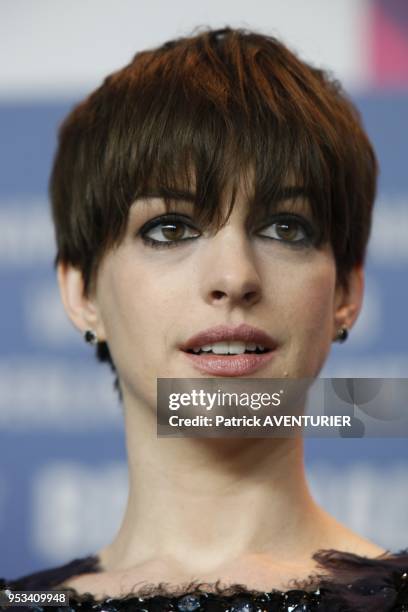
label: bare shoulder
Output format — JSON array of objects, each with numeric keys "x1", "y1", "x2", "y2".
[
  {"x1": 57, "y1": 572, "x2": 131, "y2": 600},
  {"x1": 313, "y1": 507, "x2": 390, "y2": 559},
  {"x1": 56, "y1": 559, "x2": 197, "y2": 600},
  {"x1": 347, "y1": 539, "x2": 390, "y2": 558},
  {"x1": 55, "y1": 531, "x2": 390, "y2": 600}
]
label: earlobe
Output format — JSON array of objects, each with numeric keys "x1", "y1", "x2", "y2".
[
  {"x1": 57, "y1": 262, "x2": 106, "y2": 340},
  {"x1": 333, "y1": 266, "x2": 365, "y2": 339}
]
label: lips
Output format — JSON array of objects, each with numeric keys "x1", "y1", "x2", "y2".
[
  {"x1": 180, "y1": 323, "x2": 278, "y2": 376},
  {"x1": 180, "y1": 323, "x2": 278, "y2": 352}
]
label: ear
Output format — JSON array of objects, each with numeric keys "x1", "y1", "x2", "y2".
[
  {"x1": 57, "y1": 262, "x2": 107, "y2": 341},
  {"x1": 333, "y1": 265, "x2": 365, "y2": 340}
]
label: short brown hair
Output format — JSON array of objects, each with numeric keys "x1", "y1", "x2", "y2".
[{"x1": 50, "y1": 27, "x2": 378, "y2": 395}]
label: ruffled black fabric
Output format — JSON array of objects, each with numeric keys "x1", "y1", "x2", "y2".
[{"x1": 2, "y1": 548, "x2": 408, "y2": 611}]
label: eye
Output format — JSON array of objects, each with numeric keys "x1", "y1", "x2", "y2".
[
  {"x1": 257, "y1": 214, "x2": 314, "y2": 245},
  {"x1": 139, "y1": 214, "x2": 201, "y2": 247}
]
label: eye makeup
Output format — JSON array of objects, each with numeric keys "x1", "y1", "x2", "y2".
[
  {"x1": 137, "y1": 210, "x2": 318, "y2": 250},
  {"x1": 138, "y1": 213, "x2": 200, "y2": 249},
  {"x1": 255, "y1": 212, "x2": 319, "y2": 248}
]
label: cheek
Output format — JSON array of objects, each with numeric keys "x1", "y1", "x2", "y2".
[
  {"x1": 95, "y1": 266, "x2": 164, "y2": 403},
  {"x1": 98, "y1": 260, "x2": 186, "y2": 359},
  {"x1": 281, "y1": 250, "x2": 335, "y2": 322},
  {"x1": 275, "y1": 257, "x2": 337, "y2": 375},
  {"x1": 298, "y1": 274, "x2": 335, "y2": 334}
]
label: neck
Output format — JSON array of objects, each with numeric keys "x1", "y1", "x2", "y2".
[{"x1": 99, "y1": 389, "x2": 329, "y2": 576}]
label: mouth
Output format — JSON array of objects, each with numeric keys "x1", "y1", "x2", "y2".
[
  {"x1": 179, "y1": 324, "x2": 278, "y2": 376},
  {"x1": 185, "y1": 342, "x2": 271, "y2": 356}
]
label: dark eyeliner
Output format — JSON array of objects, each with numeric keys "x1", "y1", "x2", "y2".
[
  {"x1": 256, "y1": 212, "x2": 317, "y2": 247},
  {"x1": 138, "y1": 213, "x2": 200, "y2": 248}
]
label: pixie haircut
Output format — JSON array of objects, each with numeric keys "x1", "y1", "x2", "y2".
[{"x1": 50, "y1": 27, "x2": 378, "y2": 396}]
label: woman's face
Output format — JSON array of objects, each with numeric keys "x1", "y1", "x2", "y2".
[{"x1": 89, "y1": 187, "x2": 351, "y2": 409}]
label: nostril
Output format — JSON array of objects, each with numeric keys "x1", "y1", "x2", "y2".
[
  {"x1": 244, "y1": 290, "x2": 258, "y2": 302},
  {"x1": 212, "y1": 290, "x2": 226, "y2": 300}
]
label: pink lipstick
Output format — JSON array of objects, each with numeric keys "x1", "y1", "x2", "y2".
[{"x1": 180, "y1": 323, "x2": 278, "y2": 376}]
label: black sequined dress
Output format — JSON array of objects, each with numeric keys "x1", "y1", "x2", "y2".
[{"x1": 1, "y1": 548, "x2": 408, "y2": 611}]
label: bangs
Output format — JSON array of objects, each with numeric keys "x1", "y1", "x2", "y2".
[
  {"x1": 124, "y1": 86, "x2": 330, "y2": 246},
  {"x1": 102, "y1": 37, "x2": 336, "y2": 248}
]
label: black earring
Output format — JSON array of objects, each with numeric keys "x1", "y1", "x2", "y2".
[
  {"x1": 336, "y1": 326, "x2": 348, "y2": 343},
  {"x1": 84, "y1": 329, "x2": 98, "y2": 345}
]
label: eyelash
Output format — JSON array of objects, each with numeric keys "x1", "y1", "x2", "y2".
[
  {"x1": 138, "y1": 213, "x2": 317, "y2": 249},
  {"x1": 139, "y1": 214, "x2": 200, "y2": 249}
]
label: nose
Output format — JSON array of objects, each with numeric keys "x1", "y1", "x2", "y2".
[{"x1": 199, "y1": 229, "x2": 262, "y2": 309}]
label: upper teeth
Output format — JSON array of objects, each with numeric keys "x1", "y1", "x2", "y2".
[{"x1": 192, "y1": 342, "x2": 266, "y2": 354}]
